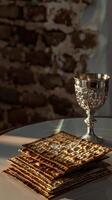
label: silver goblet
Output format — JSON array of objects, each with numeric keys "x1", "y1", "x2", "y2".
[{"x1": 74, "y1": 73, "x2": 110, "y2": 143}]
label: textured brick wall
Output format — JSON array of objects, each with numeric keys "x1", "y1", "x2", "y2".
[{"x1": 0, "y1": 0, "x2": 97, "y2": 130}]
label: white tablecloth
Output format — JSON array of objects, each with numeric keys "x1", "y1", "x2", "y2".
[{"x1": 0, "y1": 118, "x2": 112, "y2": 200}]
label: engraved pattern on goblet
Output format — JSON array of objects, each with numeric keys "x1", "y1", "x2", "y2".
[
  {"x1": 75, "y1": 85, "x2": 107, "y2": 111},
  {"x1": 74, "y1": 73, "x2": 110, "y2": 143}
]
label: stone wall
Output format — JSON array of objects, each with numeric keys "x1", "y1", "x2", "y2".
[{"x1": 0, "y1": 0, "x2": 97, "y2": 130}]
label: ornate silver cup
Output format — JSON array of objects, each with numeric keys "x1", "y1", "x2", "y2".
[{"x1": 74, "y1": 73, "x2": 110, "y2": 143}]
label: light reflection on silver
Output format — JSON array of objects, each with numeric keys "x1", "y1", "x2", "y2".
[{"x1": 74, "y1": 73, "x2": 110, "y2": 143}]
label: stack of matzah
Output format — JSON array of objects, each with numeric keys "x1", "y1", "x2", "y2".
[{"x1": 4, "y1": 131, "x2": 112, "y2": 199}]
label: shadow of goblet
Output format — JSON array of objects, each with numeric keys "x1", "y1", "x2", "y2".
[{"x1": 102, "y1": 138, "x2": 112, "y2": 147}]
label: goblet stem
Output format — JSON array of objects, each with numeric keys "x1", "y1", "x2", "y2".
[{"x1": 82, "y1": 110, "x2": 98, "y2": 141}]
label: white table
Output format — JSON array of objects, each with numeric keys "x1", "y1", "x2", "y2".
[{"x1": 0, "y1": 118, "x2": 112, "y2": 200}]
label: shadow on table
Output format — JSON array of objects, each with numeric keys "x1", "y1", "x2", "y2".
[
  {"x1": 102, "y1": 139, "x2": 112, "y2": 147},
  {"x1": 0, "y1": 143, "x2": 19, "y2": 159},
  {"x1": 53, "y1": 177, "x2": 112, "y2": 200}
]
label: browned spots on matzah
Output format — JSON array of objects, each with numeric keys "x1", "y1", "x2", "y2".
[{"x1": 22, "y1": 131, "x2": 112, "y2": 173}]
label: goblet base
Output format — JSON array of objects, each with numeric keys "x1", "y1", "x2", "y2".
[{"x1": 82, "y1": 134, "x2": 103, "y2": 144}]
